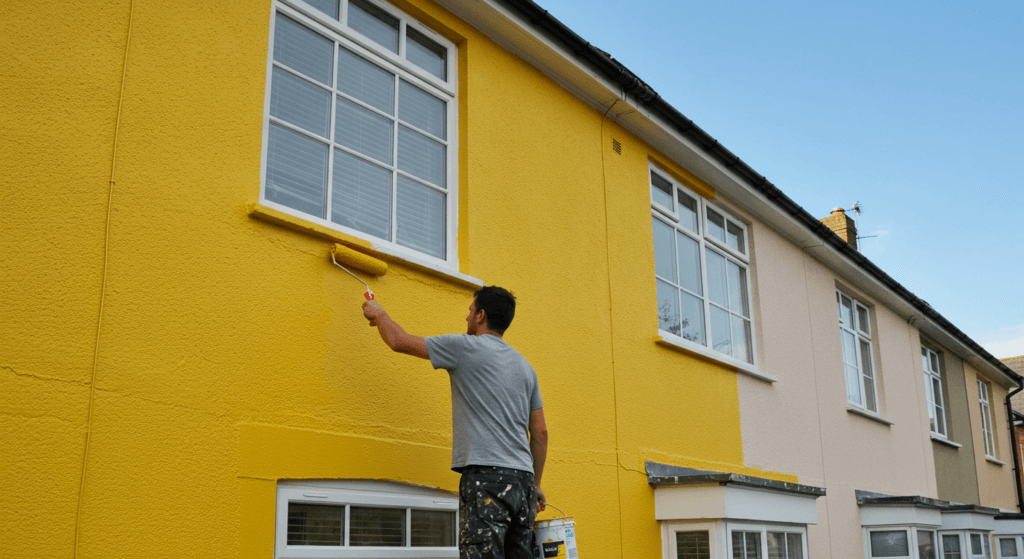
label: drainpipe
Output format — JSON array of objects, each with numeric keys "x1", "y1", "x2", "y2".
[{"x1": 1006, "y1": 380, "x2": 1024, "y2": 512}]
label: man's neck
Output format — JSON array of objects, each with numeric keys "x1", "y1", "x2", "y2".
[{"x1": 473, "y1": 330, "x2": 503, "y2": 340}]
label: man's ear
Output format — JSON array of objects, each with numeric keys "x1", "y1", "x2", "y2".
[{"x1": 477, "y1": 309, "x2": 488, "y2": 326}]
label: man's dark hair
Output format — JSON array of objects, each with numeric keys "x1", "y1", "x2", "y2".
[{"x1": 473, "y1": 286, "x2": 516, "y2": 334}]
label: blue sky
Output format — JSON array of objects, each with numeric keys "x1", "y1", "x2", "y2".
[{"x1": 539, "y1": 0, "x2": 1024, "y2": 359}]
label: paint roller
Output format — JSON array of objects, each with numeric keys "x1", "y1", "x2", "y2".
[{"x1": 330, "y1": 244, "x2": 387, "y2": 300}]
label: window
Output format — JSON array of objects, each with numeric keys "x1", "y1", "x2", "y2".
[
  {"x1": 276, "y1": 480, "x2": 458, "y2": 558},
  {"x1": 998, "y1": 536, "x2": 1021, "y2": 558},
  {"x1": 869, "y1": 530, "x2": 911, "y2": 558},
  {"x1": 262, "y1": 0, "x2": 457, "y2": 264},
  {"x1": 920, "y1": 530, "x2": 937, "y2": 559},
  {"x1": 942, "y1": 533, "x2": 993, "y2": 559},
  {"x1": 978, "y1": 380, "x2": 996, "y2": 458},
  {"x1": 675, "y1": 531, "x2": 710, "y2": 559},
  {"x1": 837, "y1": 289, "x2": 877, "y2": 412},
  {"x1": 923, "y1": 347, "x2": 948, "y2": 438},
  {"x1": 728, "y1": 526, "x2": 805, "y2": 559},
  {"x1": 969, "y1": 533, "x2": 991, "y2": 559},
  {"x1": 650, "y1": 164, "x2": 755, "y2": 365},
  {"x1": 945, "y1": 534, "x2": 963, "y2": 559}
]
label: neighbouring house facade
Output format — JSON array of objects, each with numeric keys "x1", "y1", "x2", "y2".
[{"x1": 2, "y1": 1, "x2": 1020, "y2": 559}]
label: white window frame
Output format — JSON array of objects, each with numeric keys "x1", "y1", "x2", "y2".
[
  {"x1": 662, "y1": 521, "x2": 720, "y2": 559},
  {"x1": 940, "y1": 531, "x2": 993, "y2": 559},
  {"x1": 978, "y1": 380, "x2": 997, "y2": 459},
  {"x1": 837, "y1": 289, "x2": 879, "y2": 412},
  {"x1": 864, "y1": 527, "x2": 916, "y2": 559},
  {"x1": 260, "y1": 0, "x2": 459, "y2": 269},
  {"x1": 727, "y1": 522, "x2": 808, "y2": 559},
  {"x1": 923, "y1": 346, "x2": 948, "y2": 438},
  {"x1": 275, "y1": 480, "x2": 459, "y2": 558},
  {"x1": 996, "y1": 535, "x2": 1022, "y2": 558},
  {"x1": 649, "y1": 162, "x2": 757, "y2": 368}
]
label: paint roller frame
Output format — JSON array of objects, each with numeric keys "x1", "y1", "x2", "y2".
[{"x1": 331, "y1": 244, "x2": 387, "y2": 300}]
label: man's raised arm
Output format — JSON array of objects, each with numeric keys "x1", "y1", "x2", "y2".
[{"x1": 362, "y1": 300, "x2": 429, "y2": 359}]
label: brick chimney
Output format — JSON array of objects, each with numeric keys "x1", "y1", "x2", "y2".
[{"x1": 819, "y1": 208, "x2": 858, "y2": 250}]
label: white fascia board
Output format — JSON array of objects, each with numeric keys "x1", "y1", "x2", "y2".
[
  {"x1": 941, "y1": 511, "x2": 998, "y2": 532},
  {"x1": 994, "y1": 518, "x2": 1024, "y2": 535},
  {"x1": 859, "y1": 504, "x2": 943, "y2": 528},
  {"x1": 654, "y1": 485, "x2": 818, "y2": 525},
  {"x1": 436, "y1": 0, "x2": 1017, "y2": 389}
]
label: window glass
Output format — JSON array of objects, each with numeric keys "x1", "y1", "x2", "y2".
[
  {"x1": 678, "y1": 192, "x2": 699, "y2": 232},
  {"x1": 999, "y1": 537, "x2": 1018, "y2": 557},
  {"x1": 406, "y1": 27, "x2": 447, "y2": 80},
  {"x1": 288, "y1": 503, "x2": 344, "y2": 545},
  {"x1": 271, "y1": 67, "x2": 332, "y2": 138},
  {"x1": 348, "y1": 0, "x2": 400, "y2": 52},
  {"x1": 653, "y1": 218, "x2": 677, "y2": 283},
  {"x1": 657, "y1": 279, "x2": 680, "y2": 337},
  {"x1": 706, "y1": 248, "x2": 728, "y2": 309},
  {"x1": 266, "y1": 124, "x2": 329, "y2": 217},
  {"x1": 944, "y1": 534, "x2": 963, "y2": 559},
  {"x1": 397, "y1": 125, "x2": 445, "y2": 186},
  {"x1": 332, "y1": 149, "x2": 392, "y2": 239},
  {"x1": 676, "y1": 231, "x2": 702, "y2": 296},
  {"x1": 306, "y1": 0, "x2": 339, "y2": 19},
  {"x1": 679, "y1": 291, "x2": 706, "y2": 344},
  {"x1": 676, "y1": 531, "x2": 711, "y2": 559},
  {"x1": 395, "y1": 175, "x2": 445, "y2": 258},
  {"x1": 337, "y1": 48, "x2": 395, "y2": 115},
  {"x1": 919, "y1": 530, "x2": 937, "y2": 559},
  {"x1": 732, "y1": 531, "x2": 762, "y2": 559},
  {"x1": 933, "y1": 377, "x2": 946, "y2": 434},
  {"x1": 857, "y1": 303, "x2": 870, "y2": 335},
  {"x1": 707, "y1": 208, "x2": 726, "y2": 243},
  {"x1": 275, "y1": 14, "x2": 334, "y2": 86},
  {"x1": 349, "y1": 506, "x2": 405, "y2": 546},
  {"x1": 727, "y1": 222, "x2": 746, "y2": 254},
  {"x1": 860, "y1": 340, "x2": 876, "y2": 411},
  {"x1": 410, "y1": 510, "x2": 455, "y2": 547},
  {"x1": 838, "y1": 290, "x2": 878, "y2": 412},
  {"x1": 651, "y1": 171, "x2": 673, "y2": 209},
  {"x1": 399, "y1": 80, "x2": 446, "y2": 139},
  {"x1": 870, "y1": 531, "x2": 910, "y2": 557},
  {"x1": 335, "y1": 96, "x2": 394, "y2": 164}
]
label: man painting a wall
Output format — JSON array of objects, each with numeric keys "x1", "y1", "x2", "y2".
[{"x1": 361, "y1": 286, "x2": 548, "y2": 559}]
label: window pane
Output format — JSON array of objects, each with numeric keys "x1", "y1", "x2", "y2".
[
  {"x1": 411, "y1": 510, "x2": 455, "y2": 547},
  {"x1": 727, "y1": 261, "x2": 749, "y2": 316},
  {"x1": 857, "y1": 304, "x2": 870, "y2": 335},
  {"x1": 335, "y1": 97, "x2": 393, "y2": 164},
  {"x1": 727, "y1": 222, "x2": 745, "y2": 254},
  {"x1": 656, "y1": 279, "x2": 680, "y2": 337},
  {"x1": 348, "y1": 0, "x2": 399, "y2": 53},
  {"x1": 651, "y1": 171, "x2": 673, "y2": 208},
  {"x1": 944, "y1": 534, "x2": 962, "y2": 559},
  {"x1": 397, "y1": 125, "x2": 445, "y2": 186},
  {"x1": 787, "y1": 534, "x2": 803, "y2": 559},
  {"x1": 678, "y1": 192, "x2": 699, "y2": 232},
  {"x1": 349, "y1": 506, "x2": 405, "y2": 546},
  {"x1": 676, "y1": 231, "x2": 701, "y2": 295},
  {"x1": 399, "y1": 80, "x2": 446, "y2": 139},
  {"x1": 870, "y1": 531, "x2": 910, "y2": 557},
  {"x1": 707, "y1": 208, "x2": 726, "y2": 243},
  {"x1": 705, "y1": 248, "x2": 728, "y2": 308},
  {"x1": 274, "y1": 15, "x2": 334, "y2": 86},
  {"x1": 676, "y1": 531, "x2": 711, "y2": 559},
  {"x1": 931, "y1": 352, "x2": 940, "y2": 374},
  {"x1": 652, "y1": 218, "x2": 677, "y2": 283},
  {"x1": 332, "y1": 149, "x2": 392, "y2": 240},
  {"x1": 933, "y1": 378, "x2": 946, "y2": 435},
  {"x1": 266, "y1": 123, "x2": 328, "y2": 218},
  {"x1": 1000, "y1": 538, "x2": 1018, "y2": 557},
  {"x1": 767, "y1": 532, "x2": 785, "y2": 559},
  {"x1": 923, "y1": 348, "x2": 930, "y2": 372},
  {"x1": 863, "y1": 375, "x2": 876, "y2": 411},
  {"x1": 396, "y1": 176, "x2": 445, "y2": 259},
  {"x1": 845, "y1": 366, "x2": 863, "y2": 406},
  {"x1": 732, "y1": 532, "x2": 744, "y2": 559},
  {"x1": 918, "y1": 531, "x2": 936, "y2": 559},
  {"x1": 679, "y1": 290, "x2": 706, "y2": 345},
  {"x1": 732, "y1": 315, "x2": 752, "y2": 364},
  {"x1": 841, "y1": 330, "x2": 858, "y2": 367},
  {"x1": 860, "y1": 339, "x2": 875, "y2": 410},
  {"x1": 972, "y1": 534, "x2": 983, "y2": 556},
  {"x1": 271, "y1": 67, "x2": 332, "y2": 137},
  {"x1": 287, "y1": 503, "x2": 343, "y2": 545},
  {"x1": 407, "y1": 27, "x2": 447, "y2": 80},
  {"x1": 839, "y1": 295, "x2": 853, "y2": 327},
  {"x1": 746, "y1": 532, "x2": 762, "y2": 559},
  {"x1": 306, "y1": 0, "x2": 339, "y2": 19},
  {"x1": 337, "y1": 47, "x2": 395, "y2": 115},
  {"x1": 710, "y1": 305, "x2": 732, "y2": 357}
]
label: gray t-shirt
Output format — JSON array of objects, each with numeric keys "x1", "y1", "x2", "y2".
[{"x1": 425, "y1": 334, "x2": 543, "y2": 473}]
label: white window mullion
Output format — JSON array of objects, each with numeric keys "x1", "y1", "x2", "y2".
[{"x1": 344, "y1": 504, "x2": 351, "y2": 546}]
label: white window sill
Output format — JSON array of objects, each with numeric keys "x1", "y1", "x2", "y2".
[
  {"x1": 931, "y1": 434, "x2": 962, "y2": 449},
  {"x1": 986, "y1": 456, "x2": 1006, "y2": 466},
  {"x1": 248, "y1": 203, "x2": 483, "y2": 289},
  {"x1": 847, "y1": 405, "x2": 895, "y2": 426},
  {"x1": 655, "y1": 332, "x2": 778, "y2": 383}
]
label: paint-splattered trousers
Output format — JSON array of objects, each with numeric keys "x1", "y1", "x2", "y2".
[{"x1": 458, "y1": 465, "x2": 537, "y2": 559}]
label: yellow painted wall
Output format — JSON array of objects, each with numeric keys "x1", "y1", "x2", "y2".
[{"x1": 1, "y1": 0, "x2": 789, "y2": 557}]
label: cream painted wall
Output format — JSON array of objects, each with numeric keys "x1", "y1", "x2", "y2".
[{"x1": 736, "y1": 217, "x2": 941, "y2": 558}]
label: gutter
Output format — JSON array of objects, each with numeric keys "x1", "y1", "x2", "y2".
[
  {"x1": 498, "y1": 0, "x2": 1021, "y2": 385},
  {"x1": 1007, "y1": 382, "x2": 1024, "y2": 512}
]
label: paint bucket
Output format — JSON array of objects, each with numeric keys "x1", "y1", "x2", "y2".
[{"x1": 534, "y1": 516, "x2": 579, "y2": 559}]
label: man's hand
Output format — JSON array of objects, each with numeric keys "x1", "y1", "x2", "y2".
[
  {"x1": 536, "y1": 486, "x2": 546, "y2": 513},
  {"x1": 362, "y1": 300, "x2": 384, "y2": 326}
]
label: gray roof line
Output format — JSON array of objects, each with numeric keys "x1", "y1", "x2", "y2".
[
  {"x1": 498, "y1": 0, "x2": 1020, "y2": 383},
  {"x1": 645, "y1": 461, "x2": 826, "y2": 497}
]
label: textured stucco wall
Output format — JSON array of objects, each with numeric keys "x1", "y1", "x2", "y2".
[
  {"x1": 736, "y1": 221, "x2": 941, "y2": 559},
  {"x1": 1, "y1": 0, "x2": 788, "y2": 557}
]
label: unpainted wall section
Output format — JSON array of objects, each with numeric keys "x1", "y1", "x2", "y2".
[
  {"x1": 736, "y1": 221, "x2": 939, "y2": 558},
  {"x1": 964, "y1": 363, "x2": 1018, "y2": 510},
  {"x1": 0, "y1": 0, "x2": 783, "y2": 557}
]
